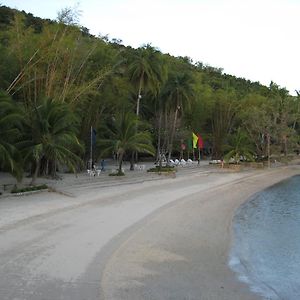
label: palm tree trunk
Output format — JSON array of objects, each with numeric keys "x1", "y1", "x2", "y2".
[
  {"x1": 53, "y1": 159, "x2": 57, "y2": 179},
  {"x1": 132, "y1": 75, "x2": 144, "y2": 168},
  {"x1": 267, "y1": 133, "x2": 271, "y2": 168},
  {"x1": 30, "y1": 160, "x2": 40, "y2": 185},
  {"x1": 130, "y1": 152, "x2": 134, "y2": 171},
  {"x1": 118, "y1": 152, "x2": 124, "y2": 174},
  {"x1": 46, "y1": 159, "x2": 49, "y2": 176},
  {"x1": 163, "y1": 109, "x2": 168, "y2": 156},
  {"x1": 283, "y1": 135, "x2": 288, "y2": 156},
  {"x1": 167, "y1": 106, "x2": 179, "y2": 163},
  {"x1": 156, "y1": 109, "x2": 163, "y2": 162},
  {"x1": 136, "y1": 74, "x2": 144, "y2": 116}
]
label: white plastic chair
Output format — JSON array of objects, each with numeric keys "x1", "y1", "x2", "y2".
[
  {"x1": 87, "y1": 169, "x2": 95, "y2": 177},
  {"x1": 169, "y1": 159, "x2": 175, "y2": 166}
]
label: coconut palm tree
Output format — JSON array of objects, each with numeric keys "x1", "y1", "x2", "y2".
[
  {"x1": 99, "y1": 111, "x2": 155, "y2": 175},
  {"x1": 127, "y1": 45, "x2": 166, "y2": 168},
  {"x1": 163, "y1": 72, "x2": 195, "y2": 163},
  {"x1": 0, "y1": 91, "x2": 23, "y2": 180},
  {"x1": 20, "y1": 97, "x2": 83, "y2": 184},
  {"x1": 128, "y1": 44, "x2": 165, "y2": 116}
]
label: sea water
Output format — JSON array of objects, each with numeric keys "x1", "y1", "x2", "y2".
[{"x1": 229, "y1": 175, "x2": 300, "y2": 300}]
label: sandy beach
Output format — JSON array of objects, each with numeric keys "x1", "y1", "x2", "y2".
[{"x1": 0, "y1": 162, "x2": 299, "y2": 299}]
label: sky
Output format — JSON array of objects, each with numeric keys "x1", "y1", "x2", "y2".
[{"x1": 3, "y1": 0, "x2": 300, "y2": 95}]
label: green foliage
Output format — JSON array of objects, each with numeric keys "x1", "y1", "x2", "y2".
[
  {"x1": 147, "y1": 166, "x2": 175, "y2": 173},
  {"x1": 11, "y1": 184, "x2": 48, "y2": 194},
  {"x1": 208, "y1": 89, "x2": 239, "y2": 159},
  {"x1": 127, "y1": 44, "x2": 165, "y2": 99},
  {"x1": 0, "y1": 5, "x2": 299, "y2": 178},
  {"x1": 19, "y1": 97, "x2": 83, "y2": 183},
  {"x1": 109, "y1": 171, "x2": 125, "y2": 176},
  {"x1": 162, "y1": 71, "x2": 195, "y2": 161},
  {"x1": 99, "y1": 111, "x2": 155, "y2": 174},
  {"x1": 0, "y1": 6, "x2": 15, "y2": 29},
  {"x1": 0, "y1": 90, "x2": 23, "y2": 180},
  {"x1": 223, "y1": 128, "x2": 254, "y2": 164}
]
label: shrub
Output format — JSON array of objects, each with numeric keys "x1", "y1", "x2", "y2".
[
  {"x1": 109, "y1": 171, "x2": 125, "y2": 176},
  {"x1": 147, "y1": 166, "x2": 175, "y2": 173},
  {"x1": 11, "y1": 184, "x2": 48, "y2": 194}
]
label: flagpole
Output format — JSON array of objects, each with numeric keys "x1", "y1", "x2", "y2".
[
  {"x1": 198, "y1": 148, "x2": 200, "y2": 165},
  {"x1": 90, "y1": 126, "x2": 93, "y2": 169}
]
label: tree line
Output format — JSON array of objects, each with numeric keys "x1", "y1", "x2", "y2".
[{"x1": 0, "y1": 5, "x2": 299, "y2": 182}]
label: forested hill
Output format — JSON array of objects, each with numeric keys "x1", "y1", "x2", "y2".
[
  {"x1": 0, "y1": 5, "x2": 54, "y2": 32},
  {"x1": 0, "y1": 5, "x2": 269, "y2": 93},
  {"x1": 0, "y1": 5, "x2": 299, "y2": 180}
]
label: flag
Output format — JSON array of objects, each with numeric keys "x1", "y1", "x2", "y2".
[
  {"x1": 192, "y1": 132, "x2": 198, "y2": 149},
  {"x1": 197, "y1": 134, "x2": 204, "y2": 149}
]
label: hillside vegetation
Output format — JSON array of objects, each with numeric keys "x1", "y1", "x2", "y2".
[{"x1": 1, "y1": 5, "x2": 299, "y2": 182}]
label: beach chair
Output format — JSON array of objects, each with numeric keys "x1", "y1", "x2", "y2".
[
  {"x1": 87, "y1": 169, "x2": 95, "y2": 177},
  {"x1": 180, "y1": 159, "x2": 186, "y2": 166},
  {"x1": 169, "y1": 159, "x2": 175, "y2": 166},
  {"x1": 174, "y1": 159, "x2": 180, "y2": 166},
  {"x1": 187, "y1": 159, "x2": 193, "y2": 164}
]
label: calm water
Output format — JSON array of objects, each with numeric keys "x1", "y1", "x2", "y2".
[{"x1": 229, "y1": 175, "x2": 300, "y2": 300}]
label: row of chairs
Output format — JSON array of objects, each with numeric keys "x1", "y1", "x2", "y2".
[
  {"x1": 134, "y1": 164, "x2": 146, "y2": 171},
  {"x1": 87, "y1": 169, "x2": 101, "y2": 177},
  {"x1": 88, "y1": 165, "x2": 146, "y2": 176},
  {"x1": 169, "y1": 158, "x2": 193, "y2": 166}
]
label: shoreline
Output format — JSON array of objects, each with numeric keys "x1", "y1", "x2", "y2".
[
  {"x1": 0, "y1": 164, "x2": 299, "y2": 299},
  {"x1": 100, "y1": 166, "x2": 300, "y2": 299}
]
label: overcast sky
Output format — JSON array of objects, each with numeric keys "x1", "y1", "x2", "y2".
[{"x1": 3, "y1": 0, "x2": 300, "y2": 94}]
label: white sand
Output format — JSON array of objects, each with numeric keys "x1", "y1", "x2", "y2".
[
  {"x1": 100, "y1": 166, "x2": 300, "y2": 299},
  {"x1": 0, "y1": 162, "x2": 299, "y2": 299}
]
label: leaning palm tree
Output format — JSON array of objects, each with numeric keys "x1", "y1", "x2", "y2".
[
  {"x1": 99, "y1": 112, "x2": 155, "y2": 175},
  {"x1": 20, "y1": 97, "x2": 83, "y2": 185},
  {"x1": 0, "y1": 91, "x2": 23, "y2": 180}
]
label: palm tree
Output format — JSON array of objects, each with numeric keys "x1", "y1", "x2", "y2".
[
  {"x1": 99, "y1": 112, "x2": 155, "y2": 175},
  {"x1": 224, "y1": 128, "x2": 254, "y2": 164},
  {"x1": 128, "y1": 44, "x2": 164, "y2": 116},
  {"x1": 0, "y1": 91, "x2": 23, "y2": 180},
  {"x1": 163, "y1": 72, "x2": 194, "y2": 163},
  {"x1": 20, "y1": 97, "x2": 83, "y2": 185},
  {"x1": 127, "y1": 45, "x2": 165, "y2": 167}
]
